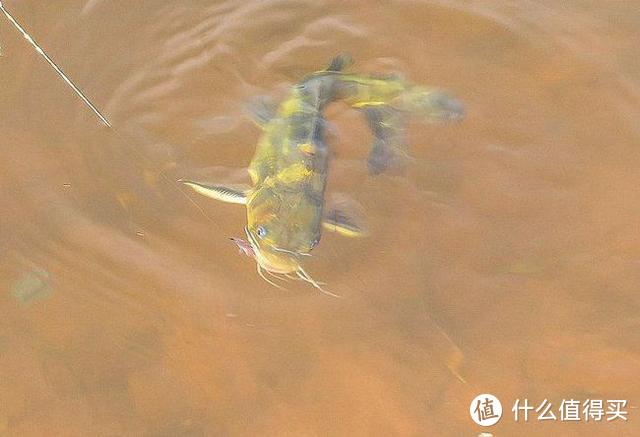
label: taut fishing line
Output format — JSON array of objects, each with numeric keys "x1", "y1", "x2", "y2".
[{"x1": 0, "y1": 1, "x2": 218, "y2": 226}]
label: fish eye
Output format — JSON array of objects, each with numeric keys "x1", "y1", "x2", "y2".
[{"x1": 256, "y1": 226, "x2": 267, "y2": 239}]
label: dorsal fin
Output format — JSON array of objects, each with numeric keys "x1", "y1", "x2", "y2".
[{"x1": 326, "y1": 54, "x2": 353, "y2": 72}]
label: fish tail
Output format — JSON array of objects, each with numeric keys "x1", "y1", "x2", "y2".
[
  {"x1": 331, "y1": 73, "x2": 464, "y2": 173},
  {"x1": 400, "y1": 86, "x2": 465, "y2": 121}
]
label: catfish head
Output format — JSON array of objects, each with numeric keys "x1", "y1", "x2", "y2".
[
  {"x1": 180, "y1": 179, "x2": 362, "y2": 296},
  {"x1": 243, "y1": 183, "x2": 322, "y2": 274},
  {"x1": 180, "y1": 179, "x2": 366, "y2": 295}
]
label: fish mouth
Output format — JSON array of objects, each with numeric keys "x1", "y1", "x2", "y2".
[
  {"x1": 243, "y1": 226, "x2": 338, "y2": 297},
  {"x1": 244, "y1": 227, "x2": 302, "y2": 274}
]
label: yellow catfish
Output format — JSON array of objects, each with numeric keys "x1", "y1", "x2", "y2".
[{"x1": 181, "y1": 55, "x2": 463, "y2": 294}]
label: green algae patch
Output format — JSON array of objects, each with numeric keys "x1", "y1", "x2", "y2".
[{"x1": 11, "y1": 268, "x2": 52, "y2": 305}]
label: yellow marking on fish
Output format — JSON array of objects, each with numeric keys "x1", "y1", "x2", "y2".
[
  {"x1": 344, "y1": 76, "x2": 407, "y2": 108},
  {"x1": 279, "y1": 90, "x2": 303, "y2": 117},
  {"x1": 298, "y1": 142, "x2": 315, "y2": 155},
  {"x1": 277, "y1": 162, "x2": 312, "y2": 184},
  {"x1": 354, "y1": 85, "x2": 371, "y2": 107},
  {"x1": 352, "y1": 101, "x2": 388, "y2": 108}
]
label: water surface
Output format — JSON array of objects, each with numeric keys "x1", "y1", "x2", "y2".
[{"x1": 1, "y1": 0, "x2": 639, "y2": 435}]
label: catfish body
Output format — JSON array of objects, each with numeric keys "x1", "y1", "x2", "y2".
[
  {"x1": 181, "y1": 55, "x2": 464, "y2": 290},
  {"x1": 244, "y1": 72, "x2": 338, "y2": 272}
]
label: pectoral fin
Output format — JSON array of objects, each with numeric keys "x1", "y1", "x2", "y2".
[
  {"x1": 323, "y1": 213, "x2": 366, "y2": 237},
  {"x1": 323, "y1": 193, "x2": 368, "y2": 237},
  {"x1": 179, "y1": 180, "x2": 249, "y2": 204}
]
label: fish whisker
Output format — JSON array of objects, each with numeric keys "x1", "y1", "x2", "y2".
[
  {"x1": 297, "y1": 268, "x2": 340, "y2": 298},
  {"x1": 257, "y1": 264, "x2": 285, "y2": 290},
  {"x1": 265, "y1": 269, "x2": 290, "y2": 282},
  {"x1": 284, "y1": 273, "x2": 305, "y2": 281},
  {"x1": 273, "y1": 246, "x2": 312, "y2": 257}
]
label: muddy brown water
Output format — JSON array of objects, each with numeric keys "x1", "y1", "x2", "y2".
[{"x1": 1, "y1": 0, "x2": 639, "y2": 435}]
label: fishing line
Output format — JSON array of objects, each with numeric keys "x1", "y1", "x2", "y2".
[
  {"x1": 0, "y1": 1, "x2": 110, "y2": 127},
  {"x1": 0, "y1": 1, "x2": 218, "y2": 227}
]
